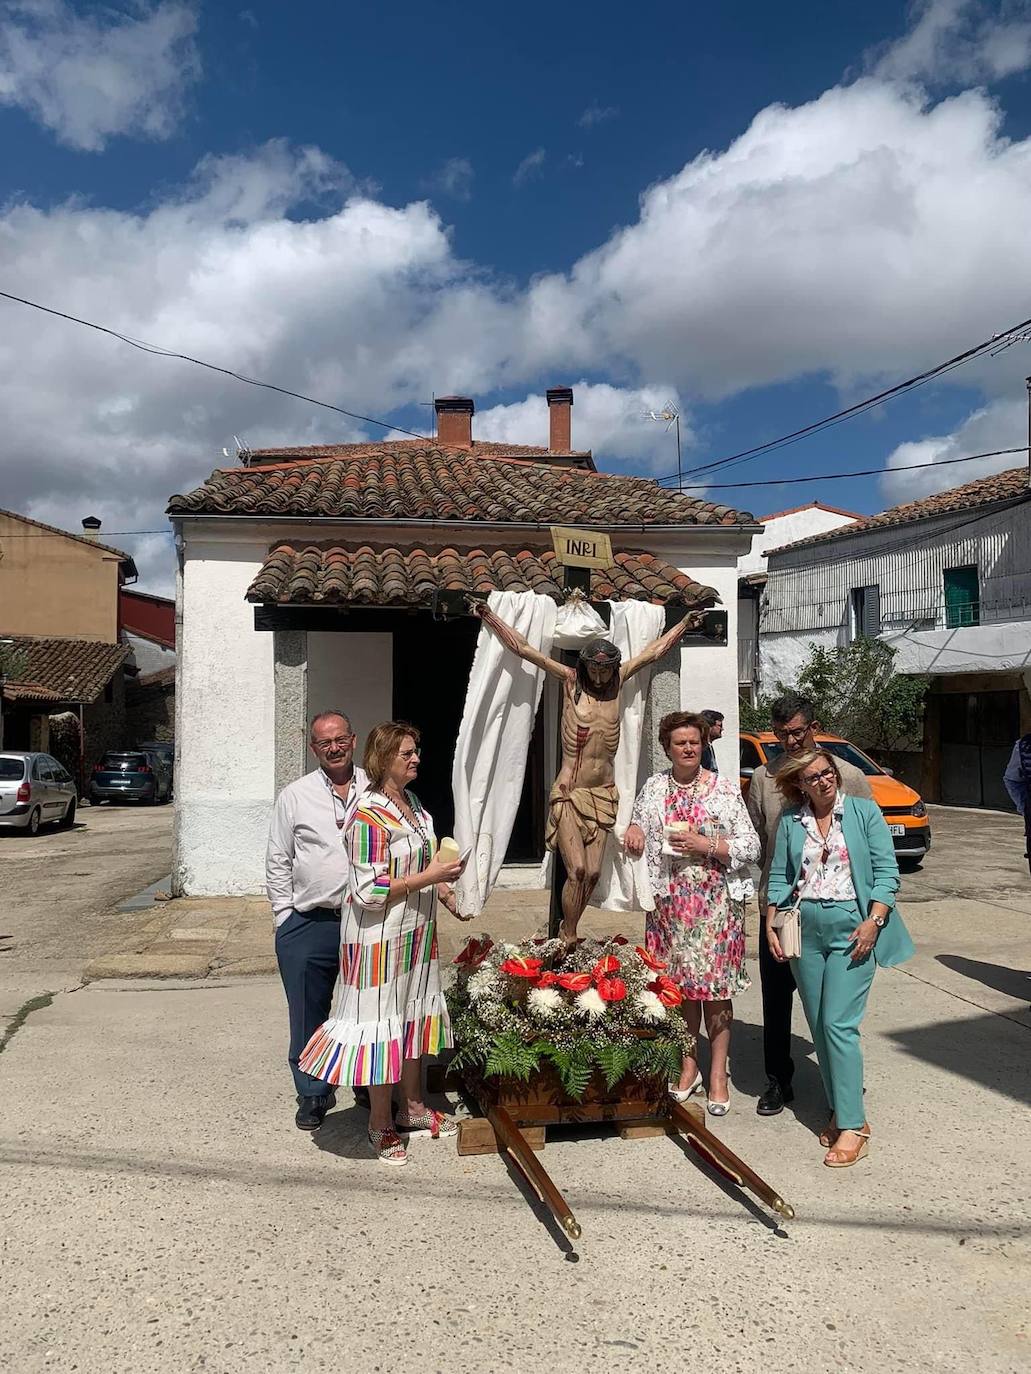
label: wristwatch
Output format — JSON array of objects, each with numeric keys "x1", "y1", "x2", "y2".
[{"x1": 872, "y1": 914, "x2": 887, "y2": 929}]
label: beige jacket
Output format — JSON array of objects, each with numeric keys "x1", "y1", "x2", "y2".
[{"x1": 746, "y1": 754, "x2": 874, "y2": 903}]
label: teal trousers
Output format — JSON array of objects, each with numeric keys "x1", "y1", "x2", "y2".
[{"x1": 790, "y1": 900, "x2": 875, "y2": 1130}]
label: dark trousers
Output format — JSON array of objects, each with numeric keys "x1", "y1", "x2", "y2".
[
  {"x1": 275, "y1": 907, "x2": 341, "y2": 1098},
  {"x1": 757, "y1": 921, "x2": 796, "y2": 1088}
]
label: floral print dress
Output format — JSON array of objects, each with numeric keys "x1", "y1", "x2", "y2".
[{"x1": 632, "y1": 771, "x2": 760, "y2": 1001}]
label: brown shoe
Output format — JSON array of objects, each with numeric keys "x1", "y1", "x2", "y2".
[
  {"x1": 818, "y1": 1113, "x2": 839, "y2": 1148},
  {"x1": 824, "y1": 1125, "x2": 870, "y2": 1168}
]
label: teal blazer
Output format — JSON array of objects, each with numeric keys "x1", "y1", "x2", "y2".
[{"x1": 767, "y1": 795, "x2": 915, "y2": 968}]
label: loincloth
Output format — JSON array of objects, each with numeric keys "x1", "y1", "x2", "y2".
[{"x1": 545, "y1": 782, "x2": 619, "y2": 851}]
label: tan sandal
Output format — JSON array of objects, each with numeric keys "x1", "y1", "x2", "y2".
[
  {"x1": 396, "y1": 1108, "x2": 458, "y2": 1139},
  {"x1": 824, "y1": 1126, "x2": 870, "y2": 1168},
  {"x1": 368, "y1": 1127, "x2": 408, "y2": 1166}
]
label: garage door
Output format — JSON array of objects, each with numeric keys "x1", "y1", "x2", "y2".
[{"x1": 939, "y1": 690, "x2": 1020, "y2": 809}]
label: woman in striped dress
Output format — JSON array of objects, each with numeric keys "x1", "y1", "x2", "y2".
[{"x1": 299, "y1": 721, "x2": 465, "y2": 1166}]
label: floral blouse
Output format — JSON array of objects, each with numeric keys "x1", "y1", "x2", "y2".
[
  {"x1": 795, "y1": 792, "x2": 857, "y2": 901},
  {"x1": 630, "y1": 770, "x2": 760, "y2": 909}
]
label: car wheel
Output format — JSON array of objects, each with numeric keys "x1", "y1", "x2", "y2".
[
  {"x1": 59, "y1": 799, "x2": 76, "y2": 829},
  {"x1": 27, "y1": 807, "x2": 41, "y2": 836}
]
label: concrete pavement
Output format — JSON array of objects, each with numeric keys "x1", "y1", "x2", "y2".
[{"x1": 1, "y1": 806, "x2": 1028, "y2": 1372}]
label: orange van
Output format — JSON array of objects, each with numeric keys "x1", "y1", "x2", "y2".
[{"x1": 739, "y1": 731, "x2": 931, "y2": 864}]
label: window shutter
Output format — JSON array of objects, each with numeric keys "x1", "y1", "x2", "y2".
[{"x1": 861, "y1": 585, "x2": 880, "y2": 637}]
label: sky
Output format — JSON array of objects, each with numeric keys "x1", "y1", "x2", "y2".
[{"x1": 1, "y1": 0, "x2": 1031, "y2": 594}]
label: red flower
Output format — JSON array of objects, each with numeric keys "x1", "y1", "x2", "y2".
[
  {"x1": 556, "y1": 972, "x2": 593, "y2": 993},
  {"x1": 536, "y1": 970, "x2": 559, "y2": 988},
  {"x1": 596, "y1": 976, "x2": 628, "y2": 1002},
  {"x1": 610, "y1": 934, "x2": 629, "y2": 945},
  {"x1": 592, "y1": 954, "x2": 622, "y2": 979},
  {"x1": 649, "y1": 975, "x2": 683, "y2": 1007},
  {"x1": 635, "y1": 946, "x2": 667, "y2": 972},
  {"x1": 453, "y1": 937, "x2": 493, "y2": 968},
  {"x1": 500, "y1": 956, "x2": 543, "y2": 979}
]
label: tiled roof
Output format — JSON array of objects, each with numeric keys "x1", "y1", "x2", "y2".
[
  {"x1": 773, "y1": 466, "x2": 1029, "y2": 555},
  {"x1": 0, "y1": 636, "x2": 129, "y2": 704},
  {"x1": 245, "y1": 542, "x2": 719, "y2": 609},
  {"x1": 0, "y1": 507, "x2": 138, "y2": 575},
  {"x1": 168, "y1": 445, "x2": 753, "y2": 527},
  {"x1": 243, "y1": 439, "x2": 592, "y2": 463}
]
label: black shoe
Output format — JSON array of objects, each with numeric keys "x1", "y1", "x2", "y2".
[
  {"x1": 756, "y1": 1078, "x2": 794, "y2": 1116},
  {"x1": 295, "y1": 1091, "x2": 336, "y2": 1131}
]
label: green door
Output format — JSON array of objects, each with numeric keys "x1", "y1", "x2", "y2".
[{"x1": 943, "y1": 566, "x2": 979, "y2": 628}]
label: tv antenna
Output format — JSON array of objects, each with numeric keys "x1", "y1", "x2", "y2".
[{"x1": 643, "y1": 402, "x2": 682, "y2": 488}]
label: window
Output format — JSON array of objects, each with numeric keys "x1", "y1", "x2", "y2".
[
  {"x1": 943, "y1": 566, "x2": 980, "y2": 628},
  {"x1": 851, "y1": 585, "x2": 881, "y2": 639},
  {"x1": 740, "y1": 739, "x2": 762, "y2": 772}
]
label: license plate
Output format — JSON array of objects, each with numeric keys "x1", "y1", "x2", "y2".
[{"x1": 888, "y1": 824, "x2": 906, "y2": 837}]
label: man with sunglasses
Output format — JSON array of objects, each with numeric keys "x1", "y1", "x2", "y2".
[
  {"x1": 746, "y1": 693, "x2": 872, "y2": 1116},
  {"x1": 267, "y1": 709, "x2": 369, "y2": 1130}
]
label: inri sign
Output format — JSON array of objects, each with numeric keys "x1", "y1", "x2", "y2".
[{"x1": 549, "y1": 526, "x2": 615, "y2": 570}]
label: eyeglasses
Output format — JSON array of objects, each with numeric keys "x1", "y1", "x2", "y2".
[
  {"x1": 313, "y1": 736, "x2": 354, "y2": 753},
  {"x1": 773, "y1": 724, "x2": 811, "y2": 743},
  {"x1": 801, "y1": 768, "x2": 836, "y2": 787},
  {"x1": 399, "y1": 748, "x2": 421, "y2": 760}
]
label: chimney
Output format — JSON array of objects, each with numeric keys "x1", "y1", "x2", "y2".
[
  {"x1": 81, "y1": 516, "x2": 102, "y2": 541},
  {"x1": 547, "y1": 387, "x2": 573, "y2": 452},
  {"x1": 434, "y1": 395, "x2": 474, "y2": 447}
]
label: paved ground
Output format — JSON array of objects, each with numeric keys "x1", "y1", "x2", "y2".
[
  {"x1": 1, "y1": 805, "x2": 1028, "y2": 1372},
  {"x1": 0, "y1": 804, "x2": 173, "y2": 1041}
]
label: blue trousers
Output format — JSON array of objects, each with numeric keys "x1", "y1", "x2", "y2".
[
  {"x1": 791, "y1": 900, "x2": 876, "y2": 1130},
  {"x1": 275, "y1": 907, "x2": 341, "y2": 1097}
]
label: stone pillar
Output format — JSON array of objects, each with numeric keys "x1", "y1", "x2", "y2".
[
  {"x1": 274, "y1": 630, "x2": 308, "y2": 797},
  {"x1": 643, "y1": 647, "x2": 682, "y2": 775}
]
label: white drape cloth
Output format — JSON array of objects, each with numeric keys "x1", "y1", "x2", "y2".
[
  {"x1": 537, "y1": 599, "x2": 665, "y2": 911},
  {"x1": 452, "y1": 591, "x2": 557, "y2": 916}
]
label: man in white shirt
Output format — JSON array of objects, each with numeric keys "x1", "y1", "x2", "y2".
[{"x1": 267, "y1": 709, "x2": 369, "y2": 1131}]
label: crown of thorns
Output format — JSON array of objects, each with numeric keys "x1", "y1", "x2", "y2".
[{"x1": 579, "y1": 638, "x2": 621, "y2": 666}]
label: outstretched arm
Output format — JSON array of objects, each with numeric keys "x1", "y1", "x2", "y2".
[
  {"x1": 474, "y1": 603, "x2": 572, "y2": 681},
  {"x1": 621, "y1": 609, "x2": 705, "y2": 682}
]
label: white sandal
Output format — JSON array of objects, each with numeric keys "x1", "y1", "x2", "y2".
[
  {"x1": 368, "y1": 1127, "x2": 408, "y2": 1166},
  {"x1": 668, "y1": 1071, "x2": 704, "y2": 1103}
]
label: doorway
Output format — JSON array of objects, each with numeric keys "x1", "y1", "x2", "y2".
[{"x1": 939, "y1": 689, "x2": 1020, "y2": 808}]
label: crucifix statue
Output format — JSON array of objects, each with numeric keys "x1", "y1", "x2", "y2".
[{"x1": 474, "y1": 602, "x2": 703, "y2": 945}]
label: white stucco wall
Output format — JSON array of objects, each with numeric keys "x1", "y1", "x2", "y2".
[
  {"x1": 738, "y1": 505, "x2": 858, "y2": 575},
  {"x1": 885, "y1": 619, "x2": 1031, "y2": 676},
  {"x1": 307, "y1": 631, "x2": 392, "y2": 752},
  {"x1": 759, "y1": 627, "x2": 839, "y2": 695},
  {"x1": 173, "y1": 531, "x2": 274, "y2": 896}
]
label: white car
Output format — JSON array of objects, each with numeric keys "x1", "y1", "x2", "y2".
[{"x1": 0, "y1": 752, "x2": 78, "y2": 834}]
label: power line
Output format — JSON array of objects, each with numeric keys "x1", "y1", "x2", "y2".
[
  {"x1": 675, "y1": 445, "x2": 1026, "y2": 491},
  {"x1": 653, "y1": 313, "x2": 1031, "y2": 487},
  {"x1": 0, "y1": 530, "x2": 172, "y2": 537},
  {"x1": 0, "y1": 289, "x2": 432, "y2": 443}
]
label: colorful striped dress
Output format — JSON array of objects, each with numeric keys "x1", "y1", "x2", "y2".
[{"x1": 298, "y1": 789, "x2": 453, "y2": 1087}]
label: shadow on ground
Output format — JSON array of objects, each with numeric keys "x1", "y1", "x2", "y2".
[{"x1": 935, "y1": 954, "x2": 1030, "y2": 1003}]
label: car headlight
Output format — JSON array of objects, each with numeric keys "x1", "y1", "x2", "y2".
[{"x1": 911, "y1": 801, "x2": 926, "y2": 818}]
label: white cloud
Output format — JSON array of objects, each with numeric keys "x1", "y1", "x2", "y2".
[
  {"x1": 0, "y1": 0, "x2": 200, "y2": 151},
  {"x1": 871, "y1": 0, "x2": 1031, "y2": 84},
  {"x1": 512, "y1": 147, "x2": 546, "y2": 186},
  {"x1": 880, "y1": 396, "x2": 1026, "y2": 502},
  {"x1": 579, "y1": 102, "x2": 618, "y2": 129},
  {"x1": 475, "y1": 383, "x2": 691, "y2": 473},
  {"x1": 424, "y1": 156, "x2": 474, "y2": 202}
]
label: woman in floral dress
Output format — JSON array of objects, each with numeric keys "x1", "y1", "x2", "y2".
[
  {"x1": 299, "y1": 721, "x2": 465, "y2": 1166},
  {"x1": 626, "y1": 711, "x2": 759, "y2": 1115}
]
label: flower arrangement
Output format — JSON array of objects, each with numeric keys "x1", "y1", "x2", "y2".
[{"x1": 446, "y1": 934, "x2": 696, "y2": 1101}]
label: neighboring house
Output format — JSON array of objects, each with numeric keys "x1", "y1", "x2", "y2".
[
  {"x1": 0, "y1": 510, "x2": 139, "y2": 778},
  {"x1": 737, "y1": 502, "x2": 859, "y2": 703},
  {"x1": 167, "y1": 388, "x2": 761, "y2": 896},
  {"x1": 120, "y1": 587, "x2": 177, "y2": 677},
  {"x1": 761, "y1": 467, "x2": 1031, "y2": 807}
]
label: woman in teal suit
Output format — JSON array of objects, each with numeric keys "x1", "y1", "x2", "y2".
[{"x1": 766, "y1": 749, "x2": 915, "y2": 1167}]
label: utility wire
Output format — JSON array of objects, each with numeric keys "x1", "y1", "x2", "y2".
[
  {"x1": 653, "y1": 313, "x2": 1031, "y2": 487},
  {"x1": 676, "y1": 445, "x2": 1026, "y2": 491},
  {"x1": 0, "y1": 289, "x2": 432, "y2": 442}
]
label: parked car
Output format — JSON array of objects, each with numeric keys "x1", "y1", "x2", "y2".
[
  {"x1": 740, "y1": 731, "x2": 932, "y2": 863},
  {"x1": 89, "y1": 749, "x2": 172, "y2": 805},
  {"x1": 139, "y1": 740, "x2": 174, "y2": 768},
  {"x1": 0, "y1": 752, "x2": 78, "y2": 834}
]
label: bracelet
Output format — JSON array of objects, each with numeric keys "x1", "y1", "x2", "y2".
[{"x1": 707, "y1": 834, "x2": 718, "y2": 859}]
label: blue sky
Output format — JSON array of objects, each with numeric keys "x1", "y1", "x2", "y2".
[{"x1": 1, "y1": 0, "x2": 1031, "y2": 591}]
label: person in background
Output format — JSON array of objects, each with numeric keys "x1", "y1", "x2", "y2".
[
  {"x1": 625, "y1": 711, "x2": 759, "y2": 1115},
  {"x1": 1003, "y1": 733, "x2": 1031, "y2": 872},
  {"x1": 766, "y1": 749, "x2": 914, "y2": 1167},
  {"x1": 266, "y1": 709, "x2": 369, "y2": 1132},
  {"x1": 299, "y1": 722, "x2": 465, "y2": 1167},
  {"x1": 746, "y1": 693, "x2": 873, "y2": 1117},
  {"x1": 700, "y1": 709, "x2": 724, "y2": 774}
]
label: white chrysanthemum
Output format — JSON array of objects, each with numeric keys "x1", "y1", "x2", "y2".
[
  {"x1": 635, "y1": 990, "x2": 667, "y2": 1022},
  {"x1": 467, "y1": 968, "x2": 494, "y2": 1001},
  {"x1": 528, "y1": 987, "x2": 563, "y2": 1018},
  {"x1": 575, "y1": 987, "x2": 607, "y2": 1019}
]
